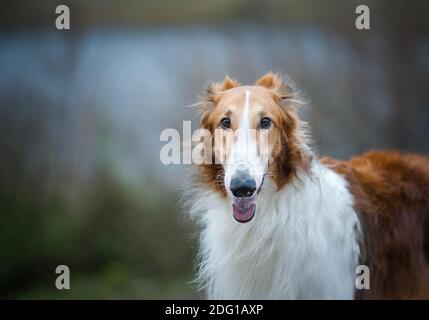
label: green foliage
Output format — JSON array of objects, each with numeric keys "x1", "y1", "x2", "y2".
[{"x1": 0, "y1": 166, "x2": 196, "y2": 298}]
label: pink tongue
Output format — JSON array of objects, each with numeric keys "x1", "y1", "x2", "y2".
[{"x1": 232, "y1": 197, "x2": 256, "y2": 223}]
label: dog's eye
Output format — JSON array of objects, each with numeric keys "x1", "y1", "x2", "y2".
[
  {"x1": 260, "y1": 117, "x2": 272, "y2": 129},
  {"x1": 221, "y1": 117, "x2": 231, "y2": 130}
]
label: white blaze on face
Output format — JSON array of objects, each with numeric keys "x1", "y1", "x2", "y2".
[{"x1": 224, "y1": 90, "x2": 267, "y2": 195}]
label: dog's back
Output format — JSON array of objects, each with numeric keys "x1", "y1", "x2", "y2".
[{"x1": 322, "y1": 151, "x2": 429, "y2": 299}]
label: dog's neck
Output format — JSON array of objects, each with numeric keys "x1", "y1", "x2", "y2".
[{"x1": 191, "y1": 159, "x2": 361, "y2": 299}]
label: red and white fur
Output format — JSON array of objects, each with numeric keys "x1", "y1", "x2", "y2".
[{"x1": 186, "y1": 73, "x2": 429, "y2": 299}]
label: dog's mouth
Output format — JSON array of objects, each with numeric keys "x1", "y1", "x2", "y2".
[
  {"x1": 230, "y1": 176, "x2": 265, "y2": 223},
  {"x1": 232, "y1": 195, "x2": 256, "y2": 223}
]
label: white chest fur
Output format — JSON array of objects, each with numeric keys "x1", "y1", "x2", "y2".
[{"x1": 190, "y1": 162, "x2": 361, "y2": 299}]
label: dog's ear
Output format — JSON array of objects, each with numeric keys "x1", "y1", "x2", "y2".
[
  {"x1": 255, "y1": 72, "x2": 297, "y2": 105},
  {"x1": 206, "y1": 75, "x2": 240, "y2": 103},
  {"x1": 198, "y1": 75, "x2": 240, "y2": 129}
]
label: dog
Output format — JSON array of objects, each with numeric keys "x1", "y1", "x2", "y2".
[{"x1": 185, "y1": 72, "x2": 429, "y2": 299}]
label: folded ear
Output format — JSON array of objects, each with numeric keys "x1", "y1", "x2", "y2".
[
  {"x1": 255, "y1": 72, "x2": 296, "y2": 103},
  {"x1": 206, "y1": 75, "x2": 240, "y2": 103},
  {"x1": 197, "y1": 75, "x2": 240, "y2": 129}
]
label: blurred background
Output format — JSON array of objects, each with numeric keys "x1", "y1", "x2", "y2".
[{"x1": 0, "y1": 0, "x2": 428, "y2": 298}]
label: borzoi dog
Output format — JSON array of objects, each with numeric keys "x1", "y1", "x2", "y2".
[{"x1": 186, "y1": 72, "x2": 429, "y2": 299}]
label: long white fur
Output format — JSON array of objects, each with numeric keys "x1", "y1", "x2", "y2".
[{"x1": 188, "y1": 160, "x2": 361, "y2": 299}]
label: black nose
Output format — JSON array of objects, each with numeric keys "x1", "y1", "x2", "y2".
[{"x1": 230, "y1": 174, "x2": 256, "y2": 198}]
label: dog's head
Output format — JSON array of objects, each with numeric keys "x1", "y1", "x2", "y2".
[{"x1": 197, "y1": 72, "x2": 310, "y2": 222}]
